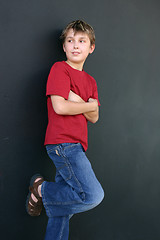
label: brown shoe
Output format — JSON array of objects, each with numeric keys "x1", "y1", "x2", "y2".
[{"x1": 26, "y1": 174, "x2": 44, "y2": 216}]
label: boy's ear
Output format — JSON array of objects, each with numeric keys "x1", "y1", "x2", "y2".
[
  {"x1": 89, "y1": 44, "x2": 95, "y2": 54},
  {"x1": 63, "y1": 44, "x2": 66, "y2": 52}
]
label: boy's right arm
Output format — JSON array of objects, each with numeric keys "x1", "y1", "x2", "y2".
[{"x1": 51, "y1": 95, "x2": 98, "y2": 116}]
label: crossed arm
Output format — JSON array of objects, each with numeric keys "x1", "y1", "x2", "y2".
[{"x1": 51, "y1": 91, "x2": 99, "y2": 123}]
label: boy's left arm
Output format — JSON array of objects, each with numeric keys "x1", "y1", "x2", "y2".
[{"x1": 68, "y1": 91, "x2": 99, "y2": 123}]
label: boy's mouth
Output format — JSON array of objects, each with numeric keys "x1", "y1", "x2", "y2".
[{"x1": 72, "y1": 52, "x2": 80, "y2": 55}]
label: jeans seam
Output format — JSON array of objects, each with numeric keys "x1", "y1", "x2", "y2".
[
  {"x1": 59, "y1": 216, "x2": 67, "y2": 240},
  {"x1": 58, "y1": 147, "x2": 72, "y2": 181},
  {"x1": 41, "y1": 181, "x2": 52, "y2": 217},
  {"x1": 44, "y1": 200, "x2": 82, "y2": 205},
  {"x1": 62, "y1": 153, "x2": 85, "y2": 201}
]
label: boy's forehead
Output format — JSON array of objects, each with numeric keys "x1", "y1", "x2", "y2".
[{"x1": 66, "y1": 28, "x2": 89, "y2": 39}]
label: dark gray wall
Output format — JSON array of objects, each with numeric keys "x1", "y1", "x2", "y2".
[{"x1": 1, "y1": 0, "x2": 160, "y2": 239}]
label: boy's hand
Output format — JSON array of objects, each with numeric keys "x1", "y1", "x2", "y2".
[
  {"x1": 88, "y1": 97, "x2": 98, "y2": 104},
  {"x1": 83, "y1": 98, "x2": 99, "y2": 123},
  {"x1": 88, "y1": 98, "x2": 98, "y2": 109},
  {"x1": 88, "y1": 98, "x2": 95, "y2": 102}
]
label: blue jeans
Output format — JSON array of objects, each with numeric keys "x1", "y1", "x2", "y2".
[{"x1": 41, "y1": 143, "x2": 104, "y2": 240}]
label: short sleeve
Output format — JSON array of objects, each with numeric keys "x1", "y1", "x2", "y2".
[
  {"x1": 92, "y1": 80, "x2": 101, "y2": 106},
  {"x1": 46, "y1": 62, "x2": 70, "y2": 99}
]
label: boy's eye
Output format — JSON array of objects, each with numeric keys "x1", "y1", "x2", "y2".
[{"x1": 68, "y1": 40, "x2": 72, "y2": 42}]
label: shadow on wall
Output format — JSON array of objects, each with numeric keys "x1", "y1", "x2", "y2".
[
  {"x1": 23, "y1": 29, "x2": 65, "y2": 145},
  {"x1": 45, "y1": 29, "x2": 65, "y2": 64},
  {"x1": 15, "y1": 29, "x2": 67, "y2": 239},
  {"x1": 23, "y1": 28, "x2": 66, "y2": 172}
]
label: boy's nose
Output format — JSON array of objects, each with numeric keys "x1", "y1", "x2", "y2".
[{"x1": 74, "y1": 43, "x2": 78, "y2": 49}]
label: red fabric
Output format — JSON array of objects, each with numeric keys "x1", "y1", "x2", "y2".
[{"x1": 44, "y1": 61, "x2": 100, "y2": 151}]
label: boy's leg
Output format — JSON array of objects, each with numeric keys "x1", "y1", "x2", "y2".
[
  {"x1": 44, "y1": 171, "x2": 71, "y2": 240},
  {"x1": 42, "y1": 143, "x2": 104, "y2": 217},
  {"x1": 44, "y1": 216, "x2": 69, "y2": 240}
]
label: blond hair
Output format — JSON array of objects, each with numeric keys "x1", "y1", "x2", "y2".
[{"x1": 60, "y1": 20, "x2": 95, "y2": 46}]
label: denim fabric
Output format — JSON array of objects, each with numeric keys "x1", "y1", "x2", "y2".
[{"x1": 41, "y1": 143, "x2": 104, "y2": 240}]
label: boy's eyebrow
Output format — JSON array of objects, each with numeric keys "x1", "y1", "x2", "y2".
[
  {"x1": 79, "y1": 37, "x2": 88, "y2": 39},
  {"x1": 66, "y1": 36, "x2": 73, "y2": 39}
]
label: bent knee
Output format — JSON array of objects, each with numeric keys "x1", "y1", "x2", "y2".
[
  {"x1": 88, "y1": 185, "x2": 104, "y2": 207},
  {"x1": 95, "y1": 186, "x2": 104, "y2": 205}
]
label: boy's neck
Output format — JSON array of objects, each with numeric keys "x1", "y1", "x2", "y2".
[{"x1": 65, "y1": 60, "x2": 84, "y2": 71}]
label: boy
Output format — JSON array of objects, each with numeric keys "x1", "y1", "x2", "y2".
[{"x1": 26, "y1": 20, "x2": 104, "y2": 240}]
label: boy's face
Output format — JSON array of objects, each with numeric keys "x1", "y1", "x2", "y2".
[{"x1": 63, "y1": 28, "x2": 95, "y2": 68}]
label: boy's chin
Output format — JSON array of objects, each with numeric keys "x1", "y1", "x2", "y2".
[{"x1": 67, "y1": 58, "x2": 86, "y2": 65}]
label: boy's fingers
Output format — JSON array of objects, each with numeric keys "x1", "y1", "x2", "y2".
[{"x1": 88, "y1": 98, "x2": 97, "y2": 102}]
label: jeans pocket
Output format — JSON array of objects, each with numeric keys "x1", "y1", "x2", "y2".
[{"x1": 47, "y1": 146, "x2": 72, "y2": 181}]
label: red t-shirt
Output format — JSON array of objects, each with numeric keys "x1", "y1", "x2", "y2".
[{"x1": 44, "y1": 61, "x2": 100, "y2": 151}]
